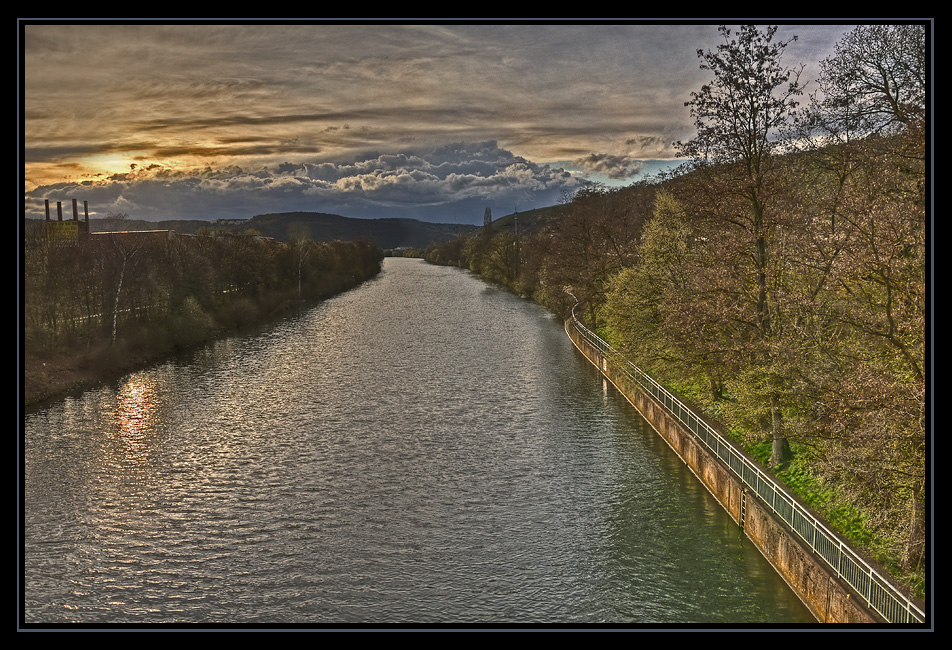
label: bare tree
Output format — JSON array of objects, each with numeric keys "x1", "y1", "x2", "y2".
[
  {"x1": 102, "y1": 234, "x2": 144, "y2": 346},
  {"x1": 815, "y1": 24, "x2": 926, "y2": 136},
  {"x1": 102, "y1": 210, "x2": 130, "y2": 232},
  {"x1": 676, "y1": 25, "x2": 805, "y2": 466}
]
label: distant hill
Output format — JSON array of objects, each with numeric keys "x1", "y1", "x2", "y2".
[
  {"x1": 242, "y1": 212, "x2": 477, "y2": 248},
  {"x1": 24, "y1": 211, "x2": 480, "y2": 249},
  {"x1": 485, "y1": 205, "x2": 563, "y2": 234}
]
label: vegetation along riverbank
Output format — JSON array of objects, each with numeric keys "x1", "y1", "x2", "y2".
[
  {"x1": 23, "y1": 221, "x2": 384, "y2": 407},
  {"x1": 423, "y1": 25, "x2": 927, "y2": 602}
]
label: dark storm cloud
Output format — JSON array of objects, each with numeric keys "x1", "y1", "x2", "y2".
[{"x1": 24, "y1": 141, "x2": 584, "y2": 223}]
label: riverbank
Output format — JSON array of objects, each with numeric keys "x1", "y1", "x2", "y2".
[
  {"x1": 25, "y1": 345, "x2": 144, "y2": 408},
  {"x1": 23, "y1": 304, "x2": 296, "y2": 408},
  {"x1": 23, "y1": 287, "x2": 372, "y2": 409}
]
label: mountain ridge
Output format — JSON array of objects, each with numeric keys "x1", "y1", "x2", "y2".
[{"x1": 24, "y1": 211, "x2": 481, "y2": 249}]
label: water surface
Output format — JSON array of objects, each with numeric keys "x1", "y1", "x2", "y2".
[{"x1": 23, "y1": 257, "x2": 814, "y2": 626}]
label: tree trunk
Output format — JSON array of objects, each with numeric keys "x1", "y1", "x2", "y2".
[
  {"x1": 769, "y1": 394, "x2": 791, "y2": 466},
  {"x1": 111, "y1": 256, "x2": 126, "y2": 347},
  {"x1": 902, "y1": 478, "x2": 925, "y2": 573}
]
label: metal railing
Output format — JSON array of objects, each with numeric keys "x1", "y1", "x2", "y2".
[{"x1": 567, "y1": 307, "x2": 925, "y2": 625}]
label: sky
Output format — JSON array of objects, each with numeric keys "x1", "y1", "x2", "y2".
[{"x1": 20, "y1": 20, "x2": 860, "y2": 225}]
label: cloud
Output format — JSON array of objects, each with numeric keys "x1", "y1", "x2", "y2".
[
  {"x1": 572, "y1": 152, "x2": 648, "y2": 180},
  {"x1": 25, "y1": 141, "x2": 586, "y2": 224},
  {"x1": 22, "y1": 23, "x2": 860, "y2": 223}
]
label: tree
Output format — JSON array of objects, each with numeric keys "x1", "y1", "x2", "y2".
[
  {"x1": 604, "y1": 191, "x2": 719, "y2": 388},
  {"x1": 814, "y1": 24, "x2": 926, "y2": 137},
  {"x1": 793, "y1": 24, "x2": 927, "y2": 576},
  {"x1": 539, "y1": 184, "x2": 649, "y2": 324},
  {"x1": 102, "y1": 210, "x2": 130, "y2": 232},
  {"x1": 677, "y1": 25, "x2": 804, "y2": 165},
  {"x1": 101, "y1": 234, "x2": 144, "y2": 346},
  {"x1": 676, "y1": 25, "x2": 804, "y2": 466},
  {"x1": 288, "y1": 224, "x2": 314, "y2": 299}
]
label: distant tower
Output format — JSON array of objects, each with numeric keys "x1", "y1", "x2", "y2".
[{"x1": 483, "y1": 207, "x2": 492, "y2": 229}]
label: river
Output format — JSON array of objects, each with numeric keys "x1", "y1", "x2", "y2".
[{"x1": 22, "y1": 257, "x2": 814, "y2": 627}]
